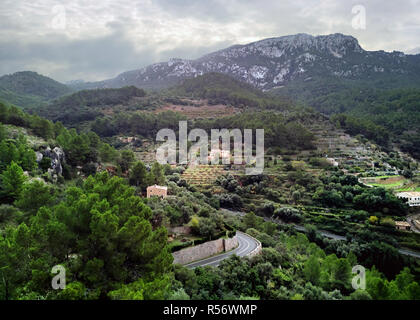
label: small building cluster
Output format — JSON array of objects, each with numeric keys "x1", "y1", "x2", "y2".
[
  {"x1": 118, "y1": 136, "x2": 137, "y2": 144},
  {"x1": 396, "y1": 192, "x2": 420, "y2": 207},
  {"x1": 147, "y1": 185, "x2": 168, "y2": 198}
]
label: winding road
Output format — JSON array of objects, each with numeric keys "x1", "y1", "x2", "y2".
[{"x1": 184, "y1": 232, "x2": 260, "y2": 269}]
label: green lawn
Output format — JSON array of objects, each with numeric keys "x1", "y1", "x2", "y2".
[{"x1": 370, "y1": 181, "x2": 405, "y2": 189}]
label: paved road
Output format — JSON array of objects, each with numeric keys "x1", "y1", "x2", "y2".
[{"x1": 184, "y1": 232, "x2": 260, "y2": 269}]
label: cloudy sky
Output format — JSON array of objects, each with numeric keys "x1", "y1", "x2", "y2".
[{"x1": 0, "y1": 0, "x2": 419, "y2": 82}]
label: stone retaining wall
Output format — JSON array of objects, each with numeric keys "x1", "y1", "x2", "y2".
[
  {"x1": 172, "y1": 236, "x2": 238, "y2": 265},
  {"x1": 169, "y1": 226, "x2": 191, "y2": 235},
  {"x1": 224, "y1": 236, "x2": 239, "y2": 251}
]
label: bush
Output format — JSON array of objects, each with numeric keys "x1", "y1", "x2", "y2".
[
  {"x1": 0, "y1": 204, "x2": 21, "y2": 224},
  {"x1": 274, "y1": 207, "x2": 302, "y2": 223},
  {"x1": 169, "y1": 240, "x2": 193, "y2": 253},
  {"x1": 227, "y1": 230, "x2": 236, "y2": 238},
  {"x1": 380, "y1": 217, "x2": 395, "y2": 228},
  {"x1": 217, "y1": 193, "x2": 242, "y2": 209}
]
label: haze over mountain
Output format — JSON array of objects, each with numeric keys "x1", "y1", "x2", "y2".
[{"x1": 70, "y1": 33, "x2": 420, "y2": 92}]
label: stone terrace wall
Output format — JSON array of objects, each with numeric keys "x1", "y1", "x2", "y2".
[
  {"x1": 224, "y1": 236, "x2": 239, "y2": 252},
  {"x1": 172, "y1": 236, "x2": 238, "y2": 265}
]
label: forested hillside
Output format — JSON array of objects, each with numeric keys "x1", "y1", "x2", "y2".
[
  {"x1": 169, "y1": 73, "x2": 293, "y2": 110},
  {"x1": 305, "y1": 88, "x2": 420, "y2": 159},
  {"x1": 38, "y1": 86, "x2": 147, "y2": 125},
  {"x1": 0, "y1": 71, "x2": 71, "y2": 110}
]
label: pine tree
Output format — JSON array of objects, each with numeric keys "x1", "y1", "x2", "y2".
[
  {"x1": 0, "y1": 161, "x2": 26, "y2": 202},
  {"x1": 129, "y1": 161, "x2": 147, "y2": 189}
]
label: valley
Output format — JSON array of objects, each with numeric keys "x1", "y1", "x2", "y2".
[{"x1": 0, "y1": 33, "x2": 420, "y2": 301}]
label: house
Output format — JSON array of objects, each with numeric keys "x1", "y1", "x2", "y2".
[
  {"x1": 147, "y1": 185, "x2": 168, "y2": 198},
  {"x1": 118, "y1": 136, "x2": 136, "y2": 144},
  {"x1": 395, "y1": 221, "x2": 411, "y2": 231},
  {"x1": 396, "y1": 192, "x2": 420, "y2": 207},
  {"x1": 325, "y1": 157, "x2": 339, "y2": 167},
  {"x1": 208, "y1": 149, "x2": 231, "y2": 163}
]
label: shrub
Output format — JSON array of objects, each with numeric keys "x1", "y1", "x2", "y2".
[{"x1": 274, "y1": 207, "x2": 302, "y2": 223}]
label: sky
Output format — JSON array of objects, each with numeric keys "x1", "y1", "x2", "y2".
[{"x1": 0, "y1": 0, "x2": 419, "y2": 82}]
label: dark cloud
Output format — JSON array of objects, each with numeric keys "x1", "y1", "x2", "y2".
[{"x1": 0, "y1": 0, "x2": 419, "y2": 82}]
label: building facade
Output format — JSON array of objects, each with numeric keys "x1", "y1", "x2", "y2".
[
  {"x1": 395, "y1": 221, "x2": 411, "y2": 231},
  {"x1": 147, "y1": 185, "x2": 168, "y2": 198},
  {"x1": 396, "y1": 192, "x2": 420, "y2": 207}
]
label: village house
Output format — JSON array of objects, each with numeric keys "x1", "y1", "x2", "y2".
[
  {"x1": 325, "y1": 157, "x2": 339, "y2": 167},
  {"x1": 208, "y1": 149, "x2": 231, "y2": 163},
  {"x1": 395, "y1": 221, "x2": 411, "y2": 231},
  {"x1": 396, "y1": 192, "x2": 420, "y2": 207},
  {"x1": 147, "y1": 185, "x2": 168, "y2": 198},
  {"x1": 118, "y1": 136, "x2": 136, "y2": 144}
]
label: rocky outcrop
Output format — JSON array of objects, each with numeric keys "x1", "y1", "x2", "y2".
[{"x1": 36, "y1": 146, "x2": 65, "y2": 175}]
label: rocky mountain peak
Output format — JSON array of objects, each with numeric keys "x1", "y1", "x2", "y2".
[{"x1": 72, "y1": 33, "x2": 420, "y2": 91}]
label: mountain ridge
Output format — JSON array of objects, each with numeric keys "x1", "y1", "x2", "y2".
[{"x1": 69, "y1": 33, "x2": 420, "y2": 91}]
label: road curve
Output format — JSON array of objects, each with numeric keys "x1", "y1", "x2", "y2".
[{"x1": 184, "y1": 232, "x2": 260, "y2": 269}]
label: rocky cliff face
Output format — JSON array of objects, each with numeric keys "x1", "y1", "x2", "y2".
[
  {"x1": 74, "y1": 33, "x2": 420, "y2": 91},
  {"x1": 36, "y1": 146, "x2": 65, "y2": 176}
]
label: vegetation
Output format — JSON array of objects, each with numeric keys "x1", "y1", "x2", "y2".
[
  {"x1": 0, "y1": 70, "x2": 419, "y2": 301},
  {"x1": 0, "y1": 71, "x2": 71, "y2": 109}
]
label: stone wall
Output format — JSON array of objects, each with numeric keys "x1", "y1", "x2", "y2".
[
  {"x1": 169, "y1": 226, "x2": 191, "y2": 235},
  {"x1": 172, "y1": 236, "x2": 239, "y2": 265},
  {"x1": 172, "y1": 238, "x2": 224, "y2": 265},
  {"x1": 224, "y1": 236, "x2": 239, "y2": 252}
]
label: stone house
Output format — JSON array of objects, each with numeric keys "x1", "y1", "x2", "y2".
[
  {"x1": 147, "y1": 185, "x2": 168, "y2": 198},
  {"x1": 395, "y1": 221, "x2": 411, "y2": 231}
]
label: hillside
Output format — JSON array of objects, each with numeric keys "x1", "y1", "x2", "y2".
[
  {"x1": 38, "y1": 86, "x2": 147, "y2": 125},
  {"x1": 168, "y1": 73, "x2": 293, "y2": 110},
  {"x1": 300, "y1": 87, "x2": 420, "y2": 159},
  {"x1": 0, "y1": 71, "x2": 71, "y2": 109},
  {"x1": 69, "y1": 33, "x2": 420, "y2": 92}
]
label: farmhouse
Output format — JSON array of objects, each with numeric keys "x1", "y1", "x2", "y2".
[
  {"x1": 208, "y1": 149, "x2": 231, "y2": 163},
  {"x1": 325, "y1": 157, "x2": 339, "y2": 167},
  {"x1": 147, "y1": 185, "x2": 168, "y2": 198},
  {"x1": 395, "y1": 221, "x2": 411, "y2": 231},
  {"x1": 396, "y1": 192, "x2": 420, "y2": 207}
]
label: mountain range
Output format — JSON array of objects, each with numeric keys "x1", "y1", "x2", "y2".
[{"x1": 69, "y1": 33, "x2": 420, "y2": 92}]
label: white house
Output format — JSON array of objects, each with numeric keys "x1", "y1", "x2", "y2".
[{"x1": 396, "y1": 192, "x2": 420, "y2": 207}]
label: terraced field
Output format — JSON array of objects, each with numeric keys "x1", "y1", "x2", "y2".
[{"x1": 181, "y1": 165, "x2": 227, "y2": 186}]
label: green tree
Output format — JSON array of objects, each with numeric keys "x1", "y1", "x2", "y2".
[
  {"x1": 0, "y1": 172, "x2": 174, "y2": 299},
  {"x1": 149, "y1": 162, "x2": 165, "y2": 185},
  {"x1": 243, "y1": 212, "x2": 260, "y2": 230},
  {"x1": 15, "y1": 180, "x2": 55, "y2": 218},
  {"x1": 118, "y1": 149, "x2": 135, "y2": 173},
  {"x1": 99, "y1": 143, "x2": 117, "y2": 163},
  {"x1": 129, "y1": 161, "x2": 147, "y2": 189},
  {"x1": 304, "y1": 255, "x2": 321, "y2": 285},
  {"x1": 0, "y1": 161, "x2": 26, "y2": 202}
]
